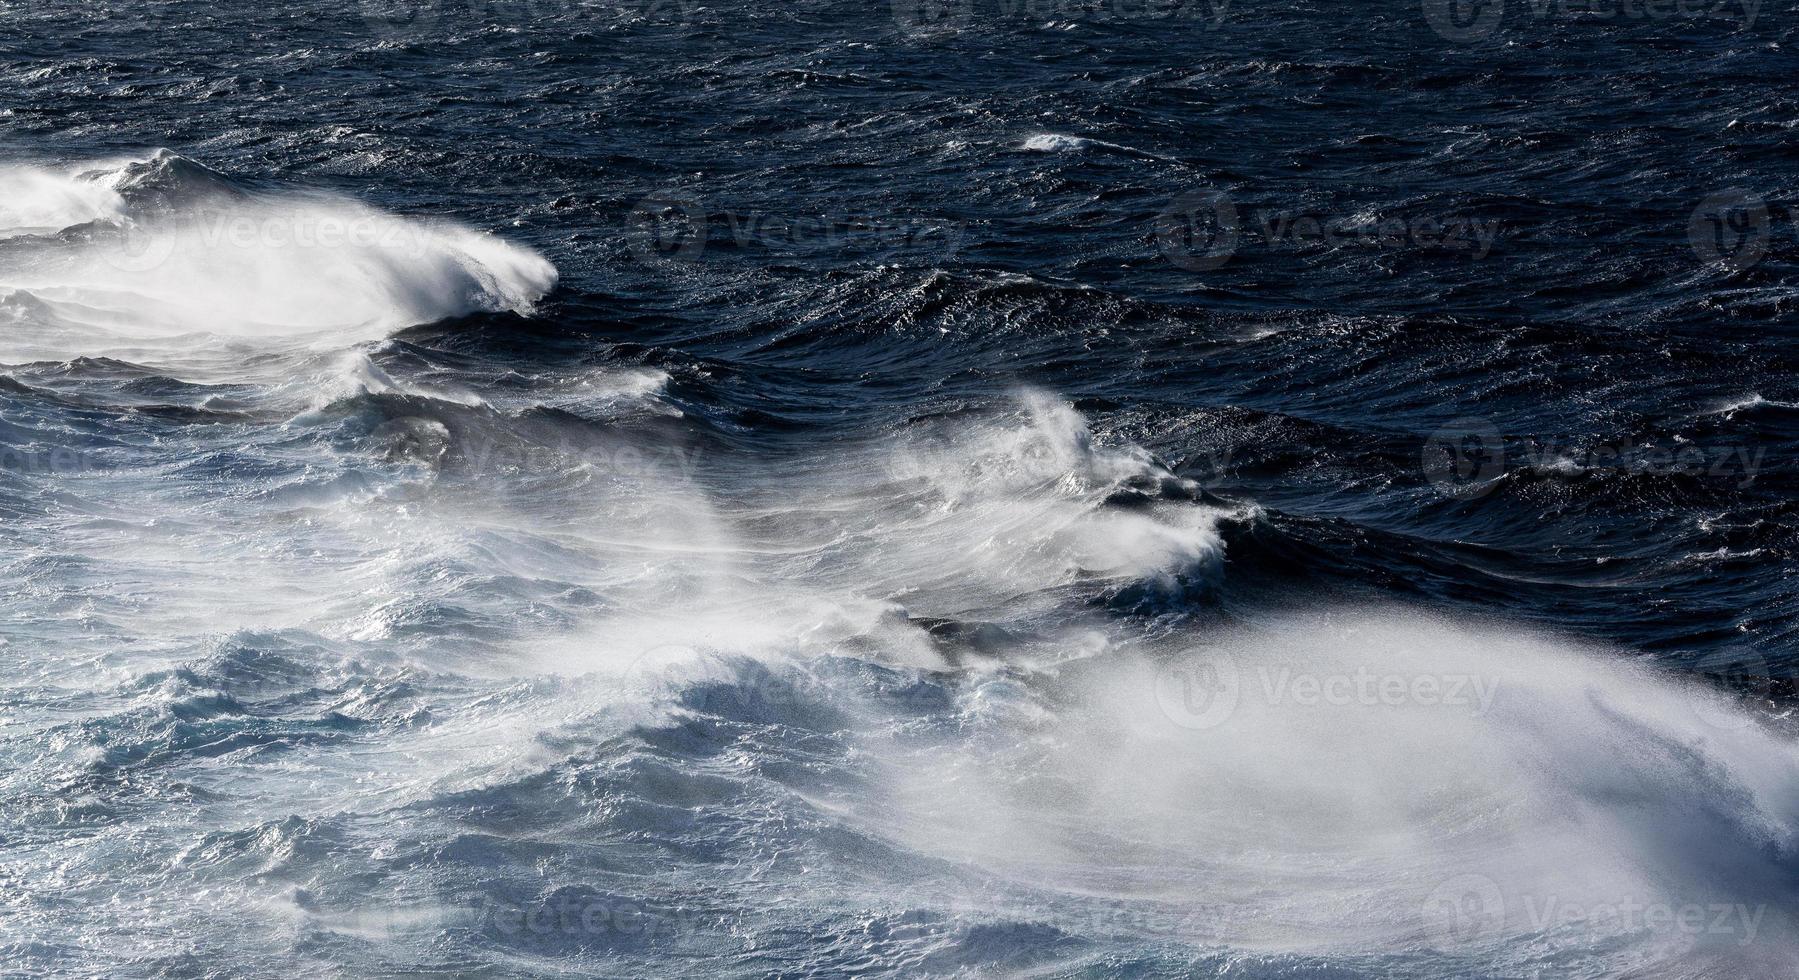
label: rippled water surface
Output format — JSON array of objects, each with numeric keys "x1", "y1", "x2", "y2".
[{"x1": 3, "y1": 1, "x2": 1798, "y2": 976}]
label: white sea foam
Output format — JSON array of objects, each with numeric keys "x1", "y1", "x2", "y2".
[
  {"x1": 0, "y1": 151, "x2": 557, "y2": 361},
  {"x1": 852, "y1": 608, "x2": 1799, "y2": 974},
  {"x1": 1021, "y1": 132, "x2": 1094, "y2": 152},
  {"x1": 1703, "y1": 392, "x2": 1799, "y2": 417},
  {"x1": 7, "y1": 363, "x2": 1795, "y2": 975},
  {"x1": 1018, "y1": 132, "x2": 1169, "y2": 160}
]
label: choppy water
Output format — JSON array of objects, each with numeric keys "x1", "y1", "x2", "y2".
[{"x1": 3, "y1": 1, "x2": 1799, "y2": 976}]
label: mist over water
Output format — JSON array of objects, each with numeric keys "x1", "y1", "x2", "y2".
[{"x1": 3, "y1": 1, "x2": 1797, "y2": 977}]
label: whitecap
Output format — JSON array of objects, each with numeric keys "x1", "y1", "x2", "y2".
[{"x1": 0, "y1": 150, "x2": 557, "y2": 362}]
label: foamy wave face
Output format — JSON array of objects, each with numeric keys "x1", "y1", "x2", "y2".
[
  {"x1": 853, "y1": 609, "x2": 1799, "y2": 975},
  {"x1": 0, "y1": 151, "x2": 556, "y2": 360},
  {"x1": 860, "y1": 391, "x2": 1229, "y2": 614},
  {"x1": 522, "y1": 391, "x2": 1230, "y2": 676},
  {"x1": 6, "y1": 339, "x2": 1794, "y2": 975}
]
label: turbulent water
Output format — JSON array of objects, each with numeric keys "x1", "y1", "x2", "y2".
[{"x1": 3, "y1": 1, "x2": 1799, "y2": 977}]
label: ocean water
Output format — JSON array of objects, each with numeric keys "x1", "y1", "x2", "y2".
[{"x1": 3, "y1": 0, "x2": 1798, "y2": 976}]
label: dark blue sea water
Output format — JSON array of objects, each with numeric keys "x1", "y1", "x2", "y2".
[{"x1": 3, "y1": 0, "x2": 1798, "y2": 976}]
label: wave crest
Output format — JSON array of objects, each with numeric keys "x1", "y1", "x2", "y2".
[{"x1": 0, "y1": 150, "x2": 557, "y2": 359}]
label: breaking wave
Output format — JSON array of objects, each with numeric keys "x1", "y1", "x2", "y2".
[{"x1": 0, "y1": 151, "x2": 556, "y2": 362}]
